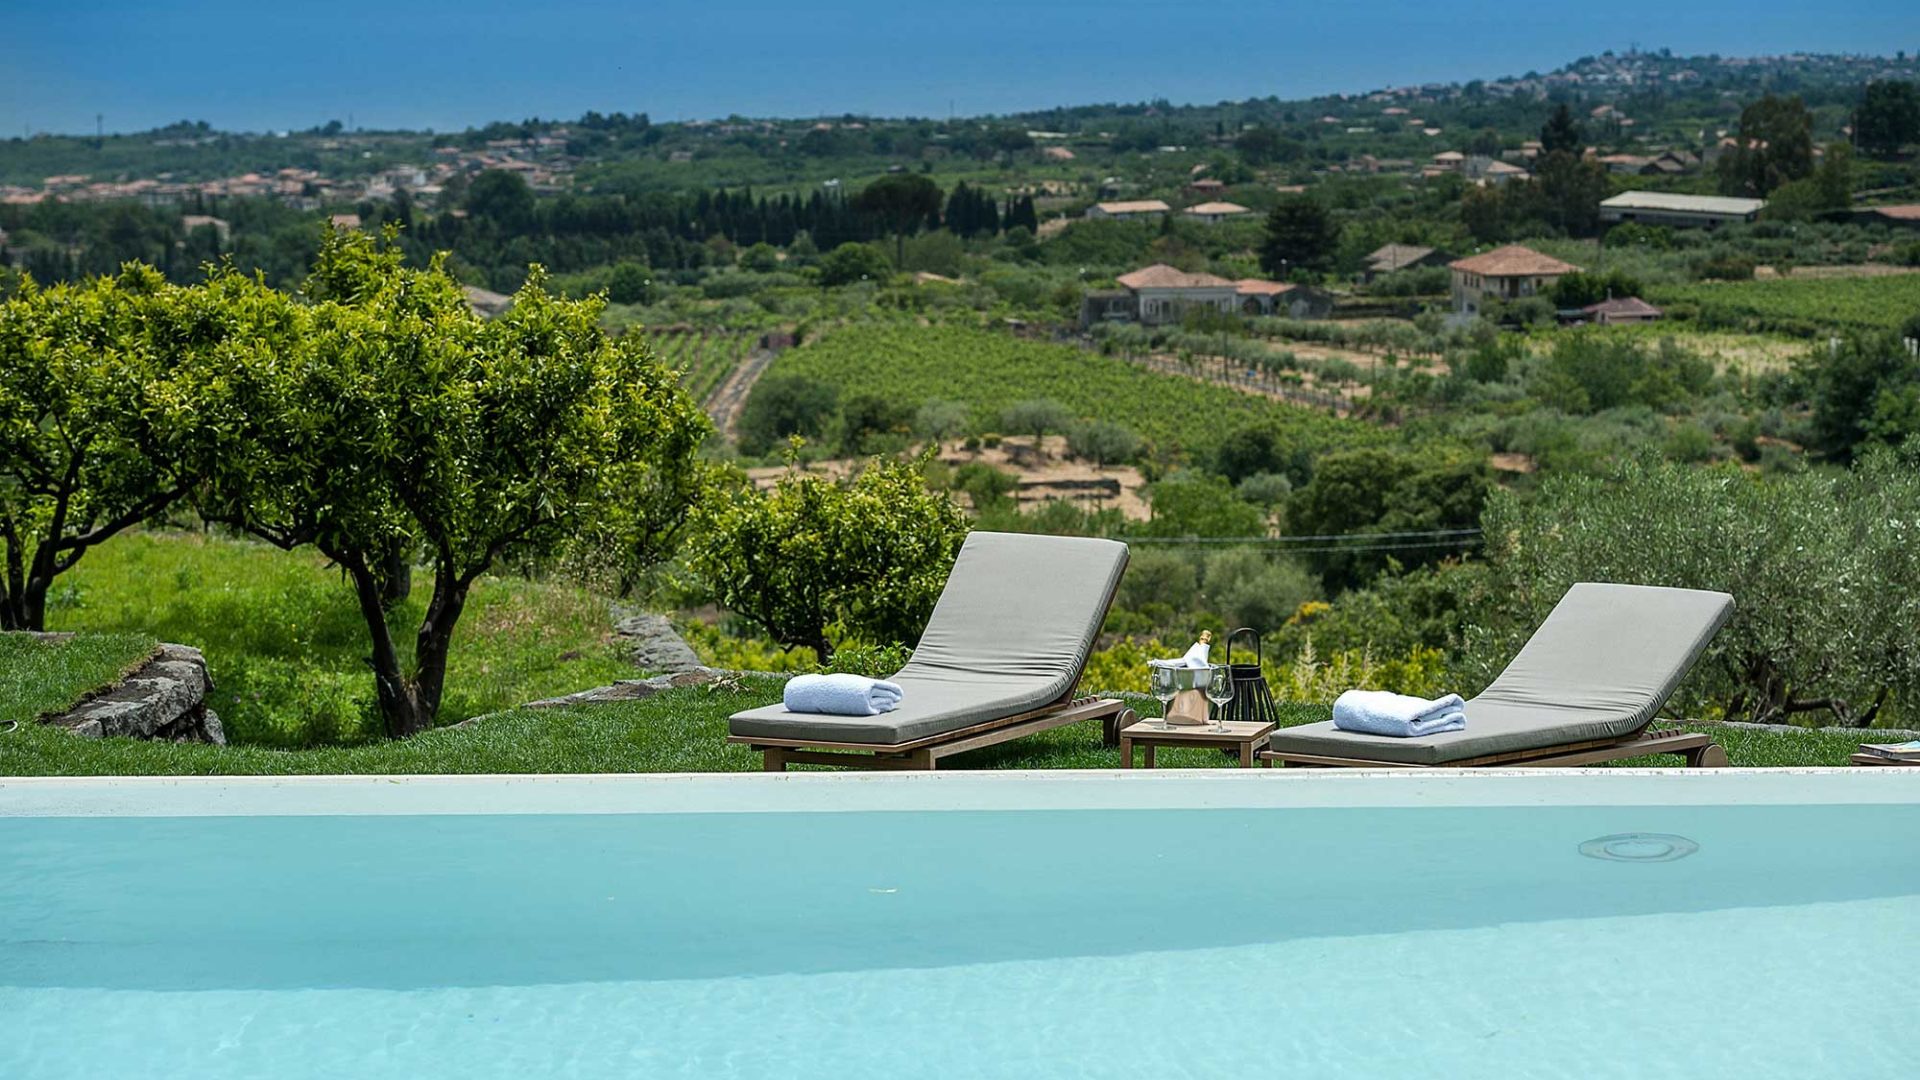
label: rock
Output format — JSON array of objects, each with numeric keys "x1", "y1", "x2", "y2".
[
  {"x1": 41, "y1": 641, "x2": 224, "y2": 745},
  {"x1": 520, "y1": 669, "x2": 717, "y2": 710},
  {"x1": 609, "y1": 608, "x2": 702, "y2": 673}
]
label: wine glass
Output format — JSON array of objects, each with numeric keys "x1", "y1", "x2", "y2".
[
  {"x1": 1149, "y1": 665, "x2": 1178, "y2": 730},
  {"x1": 1205, "y1": 664, "x2": 1235, "y2": 732}
]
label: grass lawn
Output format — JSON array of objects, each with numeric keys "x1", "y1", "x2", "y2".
[
  {"x1": 0, "y1": 632, "x2": 159, "y2": 728},
  {"x1": 41, "y1": 530, "x2": 640, "y2": 747},
  {"x1": 0, "y1": 674, "x2": 1876, "y2": 775}
]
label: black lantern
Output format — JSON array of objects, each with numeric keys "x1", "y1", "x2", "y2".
[{"x1": 1220, "y1": 627, "x2": 1279, "y2": 726}]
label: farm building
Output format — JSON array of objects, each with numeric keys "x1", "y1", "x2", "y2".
[
  {"x1": 1572, "y1": 296, "x2": 1663, "y2": 325},
  {"x1": 1183, "y1": 201, "x2": 1252, "y2": 224},
  {"x1": 1448, "y1": 245, "x2": 1580, "y2": 315},
  {"x1": 1599, "y1": 191, "x2": 1765, "y2": 229},
  {"x1": 1361, "y1": 243, "x2": 1447, "y2": 281},
  {"x1": 1234, "y1": 279, "x2": 1335, "y2": 319},
  {"x1": 1085, "y1": 199, "x2": 1171, "y2": 221}
]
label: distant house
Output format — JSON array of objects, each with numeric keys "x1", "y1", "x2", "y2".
[
  {"x1": 1597, "y1": 153, "x2": 1655, "y2": 175},
  {"x1": 1185, "y1": 177, "x2": 1227, "y2": 198},
  {"x1": 1448, "y1": 245, "x2": 1580, "y2": 315},
  {"x1": 1598, "y1": 191, "x2": 1765, "y2": 229},
  {"x1": 179, "y1": 214, "x2": 230, "y2": 243},
  {"x1": 1085, "y1": 199, "x2": 1171, "y2": 221},
  {"x1": 1647, "y1": 149, "x2": 1699, "y2": 174},
  {"x1": 328, "y1": 213, "x2": 362, "y2": 231},
  {"x1": 1235, "y1": 279, "x2": 1334, "y2": 319},
  {"x1": 1577, "y1": 296, "x2": 1663, "y2": 325},
  {"x1": 1081, "y1": 265, "x2": 1331, "y2": 327},
  {"x1": 1430, "y1": 150, "x2": 1466, "y2": 171},
  {"x1": 1361, "y1": 243, "x2": 1446, "y2": 281},
  {"x1": 1182, "y1": 201, "x2": 1251, "y2": 224},
  {"x1": 462, "y1": 285, "x2": 513, "y2": 319},
  {"x1": 1465, "y1": 157, "x2": 1529, "y2": 185},
  {"x1": 1115, "y1": 264, "x2": 1240, "y2": 324},
  {"x1": 1858, "y1": 204, "x2": 1920, "y2": 230}
]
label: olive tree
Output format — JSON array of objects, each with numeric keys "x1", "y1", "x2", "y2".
[
  {"x1": 1471, "y1": 454, "x2": 1920, "y2": 727},
  {"x1": 689, "y1": 458, "x2": 968, "y2": 657},
  {"x1": 200, "y1": 231, "x2": 709, "y2": 736},
  {"x1": 0, "y1": 266, "x2": 291, "y2": 630}
]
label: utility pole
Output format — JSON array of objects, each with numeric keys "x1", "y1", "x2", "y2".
[{"x1": 96, "y1": 113, "x2": 103, "y2": 142}]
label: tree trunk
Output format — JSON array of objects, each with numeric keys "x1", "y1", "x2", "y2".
[
  {"x1": 378, "y1": 543, "x2": 413, "y2": 609},
  {"x1": 1, "y1": 520, "x2": 23, "y2": 630},
  {"x1": 408, "y1": 567, "x2": 469, "y2": 732},
  {"x1": 344, "y1": 555, "x2": 473, "y2": 739},
  {"x1": 342, "y1": 557, "x2": 432, "y2": 738}
]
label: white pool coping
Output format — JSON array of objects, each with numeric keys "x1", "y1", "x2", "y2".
[{"x1": 1, "y1": 768, "x2": 1914, "y2": 817}]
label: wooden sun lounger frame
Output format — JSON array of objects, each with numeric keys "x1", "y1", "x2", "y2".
[
  {"x1": 1255, "y1": 724, "x2": 1729, "y2": 769},
  {"x1": 734, "y1": 696, "x2": 1138, "y2": 772}
]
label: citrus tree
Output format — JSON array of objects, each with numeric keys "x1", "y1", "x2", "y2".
[
  {"x1": 200, "y1": 230, "x2": 709, "y2": 736},
  {"x1": 0, "y1": 266, "x2": 293, "y2": 630},
  {"x1": 690, "y1": 457, "x2": 968, "y2": 657}
]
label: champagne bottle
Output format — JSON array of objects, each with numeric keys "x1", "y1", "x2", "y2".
[{"x1": 1179, "y1": 630, "x2": 1213, "y2": 668}]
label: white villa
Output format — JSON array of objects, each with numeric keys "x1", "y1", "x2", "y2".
[{"x1": 1448, "y1": 245, "x2": 1580, "y2": 315}]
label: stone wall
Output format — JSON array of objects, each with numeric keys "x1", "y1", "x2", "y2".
[{"x1": 42, "y1": 642, "x2": 226, "y2": 745}]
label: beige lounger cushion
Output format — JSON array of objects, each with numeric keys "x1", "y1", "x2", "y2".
[
  {"x1": 1265, "y1": 582, "x2": 1734, "y2": 765},
  {"x1": 728, "y1": 531, "x2": 1129, "y2": 745}
]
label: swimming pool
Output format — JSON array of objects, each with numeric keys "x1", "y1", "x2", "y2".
[{"x1": 3, "y1": 770, "x2": 1916, "y2": 1079}]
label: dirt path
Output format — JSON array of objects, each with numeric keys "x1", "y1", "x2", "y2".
[{"x1": 705, "y1": 347, "x2": 777, "y2": 439}]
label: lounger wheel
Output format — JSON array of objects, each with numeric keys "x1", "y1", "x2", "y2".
[
  {"x1": 1105, "y1": 708, "x2": 1137, "y2": 748},
  {"x1": 1692, "y1": 743, "x2": 1729, "y2": 768}
]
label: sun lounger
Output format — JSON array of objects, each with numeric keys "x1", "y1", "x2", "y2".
[
  {"x1": 1258, "y1": 582, "x2": 1735, "y2": 769},
  {"x1": 727, "y1": 531, "x2": 1133, "y2": 771}
]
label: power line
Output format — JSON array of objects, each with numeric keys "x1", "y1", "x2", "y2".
[{"x1": 1124, "y1": 528, "x2": 1482, "y2": 546}]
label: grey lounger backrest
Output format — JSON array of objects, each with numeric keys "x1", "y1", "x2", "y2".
[
  {"x1": 898, "y1": 530, "x2": 1130, "y2": 703},
  {"x1": 1474, "y1": 582, "x2": 1734, "y2": 735}
]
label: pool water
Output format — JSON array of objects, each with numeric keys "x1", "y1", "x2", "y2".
[{"x1": 3, "y1": 787, "x2": 1917, "y2": 1078}]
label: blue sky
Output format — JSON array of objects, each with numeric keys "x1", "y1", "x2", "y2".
[{"x1": 3, "y1": 1, "x2": 1916, "y2": 135}]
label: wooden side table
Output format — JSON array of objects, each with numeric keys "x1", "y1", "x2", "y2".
[{"x1": 1119, "y1": 718, "x2": 1277, "y2": 768}]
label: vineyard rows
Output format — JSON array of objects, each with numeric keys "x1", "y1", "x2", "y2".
[
  {"x1": 763, "y1": 323, "x2": 1379, "y2": 460},
  {"x1": 649, "y1": 331, "x2": 755, "y2": 405},
  {"x1": 1649, "y1": 274, "x2": 1920, "y2": 336}
]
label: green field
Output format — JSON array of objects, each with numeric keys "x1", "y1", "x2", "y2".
[
  {"x1": 45, "y1": 531, "x2": 637, "y2": 747},
  {"x1": 765, "y1": 322, "x2": 1376, "y2": 460},
  {"x1": 1649, "y1": 273, "x2": 1920, "y2": 336},
  {"x1": 0, "y1": 668, "x2": 1875, "y2": 775},
  {"x1": 0, "y1": 633, "x2": 158, "y2": 727}
]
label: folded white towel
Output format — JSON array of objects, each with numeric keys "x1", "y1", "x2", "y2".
[
  {"x1": 1332, "y1": 690, "x2": 1467, "y2": 738},
  {"x1": 783, "y1": 673, "x2": 904, "y2": 716}
]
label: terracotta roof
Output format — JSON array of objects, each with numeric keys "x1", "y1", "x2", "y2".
[
  {"x1": 1448, "y1": 244, "x2": 1579, "y2": 277},
  {"x1": 1092, "y1": 199, "x2": 1171, "y2": 215},
  {"x1": 1234, "y1": 279, "x2": 1297, "y2": 296},
  {"x1": 1116, "y1": 264, "x2": 1238, "y2": 290},
  {"x1": 1582, "y1": 296, "x2": 1663, "y2": 318},
  {"x1": 1183, "y1": 201, "x2": 1250, "y2": 215},
  {"x1": 1870, "y1": 204, "x2": 1920, "y2": 221}
]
